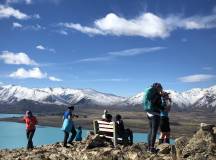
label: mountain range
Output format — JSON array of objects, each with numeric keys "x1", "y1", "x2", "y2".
[{"x1": 0, "y1": 84, "x2": 216, "y2": 112}]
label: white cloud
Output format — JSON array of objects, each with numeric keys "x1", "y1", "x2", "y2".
[
  {"x1": 36, "y1": 45, "x2": 45, "y2": 50},
  {"x1": 58, "y1": 30, "x2": 68, "y2": 35},
  {"x1": 33, "y1": 14, "x2": 40, "y2": 19},
  {"x1": 76, "y1": 56, "x2": 112, "y2": 63},
  {"x1": 0, "y1": 51, "x2": 38, "y2": 65},
  {"x1": 25, "y1": 24, "x2": 45, "y2": 31},
  {"x1": 6, "y1": 0, "x2": 32, "y2": 5},
  {"x1": 0, "y1": 82, "x2": 3, "y2": 85},
  {"x1": 77, "y1": 46, "x2": 165, "y2": 63},
  {"x1": 61, "y1": 13, "x2": 168, "y2": 38},
  {"x1": 12, "y1": 22, "x2": 23, "y2": 28},
  {"x1": 9, "y1": 67, "x2": 47, "y2": 79},
  {"x1": 11, "y1": 23, "x2": 45, "y2": 31},
  {"x1": 9, "y1": 67, "x2": 62, "y2": 82},
  {"x1": 48, "y1": 76, "x2": 62, "y2": 82},
  {"x1": 61, "y1": 8, "x2": 216, "y2": 38},
  {"x1": 108, "y1": 47, "x2": 165, "y2": 56},
  {"x1": 0, "y1": 5, "x2": 30, "y2": 20},
  {"x1": 178, "y1": 74, "x2": 216, "y2": 83},
  {"x1": 213, "y1": 6, "x2": 216, "y2": 14},
  {"x1": 202, "y1": 67, "x2": 213, "y2": 71},
  {"x1": 36, "y1": 45, "x2": 55, "y2": 53},
  {"x1": 62, "y1": 23, "x2": 106, "y2": 35}
]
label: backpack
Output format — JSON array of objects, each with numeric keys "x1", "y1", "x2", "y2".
[{"x1": 143, "y1": 88, "x2": 152, "y2": 112}]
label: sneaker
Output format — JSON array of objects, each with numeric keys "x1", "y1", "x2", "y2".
[{"x1": 63, "y1": 145, "x2": 69, "y2": 148}]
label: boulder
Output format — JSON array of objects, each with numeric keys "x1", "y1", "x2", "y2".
[
  {"x1": 84, "y1": 134, "x2": 110, "y2": 149},
  {"x1": 175, "y1": 136, "x2": 189, "y2": 159},
  {"x1": 213, "y1": 127, "x2": 216, "y2": 135},
  {"x1": 200, "y1": 123, "x2": 215, "y2": 132},
  {"x1": 157, "y1": 143, "x2": 171, "y2": 154},
  {"x1": 181, "y1": 123, "x2": 216, "y2": 159}
]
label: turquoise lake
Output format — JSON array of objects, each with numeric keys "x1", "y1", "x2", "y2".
[{"x1": 0, "y1": 114, "x2": 173, "y2": 149}]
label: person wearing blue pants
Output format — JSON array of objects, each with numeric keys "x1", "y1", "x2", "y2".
[
  {"x1": 143, "y1": 83, "x2": 165, "y2": 153},
  {"x1": 62, "y1": 106, "x2": 78, "y2": 147}
]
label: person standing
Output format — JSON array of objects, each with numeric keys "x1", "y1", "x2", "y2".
[
  {"x1": 159, "y1": 92, "x2": 172, "y2": 144},
  {"x1": 62, "y1": 106, "x2": 78, "y2": 147},
  {"x1": 143, "y1": 83, "x2": 165, "y2": 153},
  {"x1": 23, "y1": 110, "x2": 38, "y2": 150}
]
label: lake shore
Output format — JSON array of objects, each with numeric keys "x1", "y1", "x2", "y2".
[{"x1": 0, "y1": 110, "x2": 215, "y2": 139}]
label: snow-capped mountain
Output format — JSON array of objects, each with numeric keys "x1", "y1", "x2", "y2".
[
  {"x1": 0, "y1": 84, "x2": 216, "y2": 112},
  {"x1": 126, "y1": 85, "x2": 216, "y2": 111},
  {"x1": 0, "y1": 85, "x2": 126, "y2": 107}
]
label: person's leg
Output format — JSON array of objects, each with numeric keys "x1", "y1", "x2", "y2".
[
  {"x1": 68, "y1": 126, "x2": 77, "y2": 143},
  {"x1": 147, "y1": 116, "x2": 153, "y2": 150},
  {"x1": 63, "y1": 131, "x2": 69, "y2": 147},
  {"x1": 150, "y1": 115, "x2": 160, "y2": 149},
  {"x1": 164, "y1": 132, "x2": 170, "y2": 143},
  {"x1": 128, "y1": 129, "x2": 133, "y2": 145},
  {"x1": 163, "y1": 117, "x2": 170, "y2": 144},
  {"x1": 122, "y1": 129, "x2": 130, "y2": 145},
  {"x1": 26, "y1": 130, "x2": 30, "y2": 149},
  {"x1": 28, "y1": 130, "x2": 35, "y2": 149},
  {"x1": 159, "y1": 132, "x2": 165, "y2": 144}
]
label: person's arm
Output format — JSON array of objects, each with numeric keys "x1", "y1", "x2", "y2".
[
  {"x1": 35, "y1": 117, "x2": 38, "y2": 125},
  {"x1": 23, "y1": 116, "x2": 26, "y2": 122}
]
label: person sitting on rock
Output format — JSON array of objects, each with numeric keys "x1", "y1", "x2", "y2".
[
  {"x1": 115, "y1": 114, "x2": 133, "y2": 145},
  {"x1": 75, "y1": 126, "x2": 82, "y2": 141}
]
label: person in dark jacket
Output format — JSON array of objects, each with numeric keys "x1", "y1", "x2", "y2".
[
  {"x1": 23, "y1": 110, "x2": 38, "y2": 150},
  {"x1": 144, "y1": 83, "x2": 165, "y2": 153},
  {"x1": 115, "y1": 114, "x2": 133, "y2": 145}
]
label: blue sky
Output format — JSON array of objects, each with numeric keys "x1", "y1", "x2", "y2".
[{"x1": 0, "y1": 0, "x2": 216, "y2": 96}]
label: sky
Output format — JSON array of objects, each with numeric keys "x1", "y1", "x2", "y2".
[{"x1": 0, "y1": 0, "x2": 216, "y2": 97}]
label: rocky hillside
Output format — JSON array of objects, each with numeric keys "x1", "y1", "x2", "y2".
[{"x1": 0, "y1": 123, "x2": 215, "y2": 160}]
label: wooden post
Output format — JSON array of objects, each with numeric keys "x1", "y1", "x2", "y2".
[
  {"x1": 93, "y1": 120, "x2": 99, "y2": 134},
  {"x1": 113, "y1": 122, "x2": 117, "y2": 147}
]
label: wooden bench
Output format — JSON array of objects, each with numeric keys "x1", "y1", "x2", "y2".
[{"x1": 93, "y1": 120, "x2": 122, "y2": 147}]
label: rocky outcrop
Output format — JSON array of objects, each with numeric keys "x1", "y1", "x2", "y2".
[
  {"x1": 0, "y1": 123, "x2": 215, "y2": 160},
  {"x1": 180, "y1": 123, "x2": 216, "y2": 160}
]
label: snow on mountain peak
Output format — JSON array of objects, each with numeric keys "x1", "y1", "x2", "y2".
[{"x1": 0, "y1": 84, "x2": 216, "y2": 111}]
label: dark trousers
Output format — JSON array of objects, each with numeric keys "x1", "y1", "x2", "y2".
[
  {"x1": 63, "y1": 126, "x2": 77, "y2": 146},
  {"x1": 26, "y1": 129, "x2": 35, "y2": 149},
  {"x1": 147, "y1": 115, "x2": 160, "y2": 148},
  {"x1": 124, "y1": 129, "x2": 133, "y2": 145}
]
